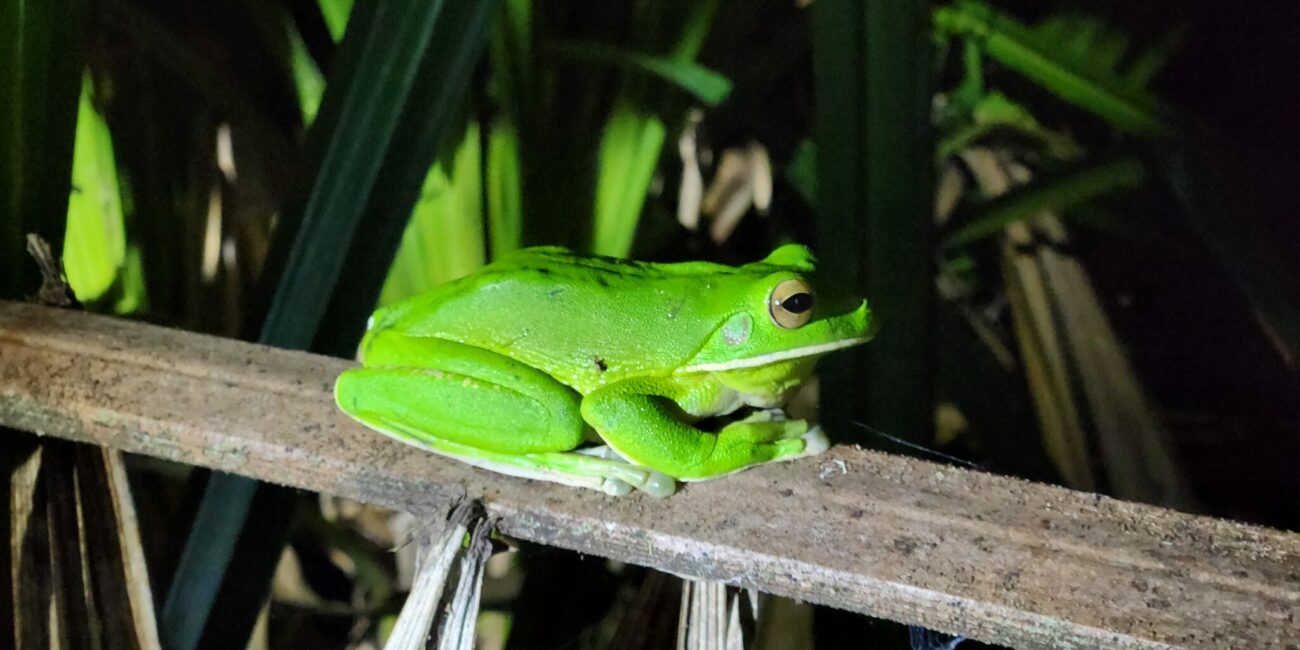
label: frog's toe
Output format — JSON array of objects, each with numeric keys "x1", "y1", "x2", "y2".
[
  {"x1": 584, "y1": 450, "x2": 674, "y2": 497},
  {"x1": 636, "y1": 471, "x2": 677, "y2": 498},
  {"x1": 770, "y1": 426, "x2": 830, "y2": 460},
  {"x1": 599, "y1": 469, "x2": 675, "y2": 497},
  {"x1": 801, "y1": 426, "x2": 830, "y2": 456},
  {"x1": 602, "y1": 478, "x2": 634, "y2": 496}
]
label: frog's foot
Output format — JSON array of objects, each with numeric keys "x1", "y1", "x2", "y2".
[
  {"x1": 795, "y1": 426, "x2": 831, "y2": 457},
  {"x1": 376, "y1": 424, "x2": 676, "y2": 497},
  {"x1": 582, "y1": 381, "x2": 828, "y2": 487},
  {"x1": 717, "y1": 414, "x2": 808, "y2": 444},
  {"x1": 678, "y1": 425, "x2": 831, "y2": 483},
  {"x1": 757, "y1": 425, "x2": 831, "y2": 462}
]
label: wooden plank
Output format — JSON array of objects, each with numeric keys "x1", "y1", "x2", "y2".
[{"x1": 0, "y1": 301, "x2": 1296, "y2": 649}]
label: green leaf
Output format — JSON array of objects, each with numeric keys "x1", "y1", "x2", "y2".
[
  {"x1": 114, "y1": 244, "x2": 147, "y2": 314},
  {"x1": 256, "y1": 0, "x2": 495, "y2": 349},
  {"x1": 288, "y1": 28, "x2": 328, "y2": 123},
  {"x1": 550, "y1": 41, "x2": 733, "y2": 106},
  {"x1": 813, "y1": 0, "x2": 935, "y2": 442},
  {"x1": 292, "y1": 0, "x2": 356, "y2": 123},
  {"x1": 943, "y1": 156, "x2": 1146, "y2": 250},
  {"x1": 318, "y1": 0, "x2": 354, "y2": 40},
  {"x1": 483, "y1": 0, "x2": 531, "y2": 252},
  {"x1": 162, "y1": 1, "x2": 501, "y2": 648},
  {"x1": 934, "y1": 0, "x2": 1178, "y2": 137},
  {"x1": 937, "y1": 91, "x2": 1080, "y2": 160},
  {"x1": 784, "y1": 139, "x2": 818, "y2": 206},
  {"x1": 379, "y1": 122, "x2": 486, "y2": 306},
  {"x1": 487, "y1": 119, "x2": 523, "y2": 258},
  {"x1": 588, "y1": 0, "x2": 722, "y2": 257},
  {"x1": 311, "y1": 0, "x2": 500, "y2": 354},
  {"x1": 64, "y1": 73, "x2": 127, "y2": 303},
  {"x1": 592, "y1": 104, "x2": 667, "y2": 257}
]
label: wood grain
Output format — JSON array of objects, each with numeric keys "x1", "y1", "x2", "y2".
[{"x1": 0, "y1": 301, "x2": 1296, "y2": 649}]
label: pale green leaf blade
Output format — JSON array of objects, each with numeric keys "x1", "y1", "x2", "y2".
[
  {"x1": 64, "y1": 73, "x2": 126, "y2": 302},
  {"x1": 380, "y1": 122, "x2": 486, "y2": 306},
  {"x1": 487, "y1": 119, "x2": 523, "y2": 258},
  {"x1": 944, "y1": 157, "x2": 1146, "y2": 250},
  {"x1": 592, "y1": 105, "x2": 666, "y2": 257},
  {"x1": 551, "y1": 41, "x2": 733, "y2": 106}
]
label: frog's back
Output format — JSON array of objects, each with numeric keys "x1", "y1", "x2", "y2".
[{"x1": 374, "y1": 247, "x2": 748, "y2": 392}]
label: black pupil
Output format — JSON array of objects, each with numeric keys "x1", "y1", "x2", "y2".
[{"x1": 781, "y1": 292, "x2": 813, "y2": 314}]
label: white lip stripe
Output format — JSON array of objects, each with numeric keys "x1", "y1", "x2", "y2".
[{"x1": 679, "y1": 337, "x2": 869, "y2": 373}]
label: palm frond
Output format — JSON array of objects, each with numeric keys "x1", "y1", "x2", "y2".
[{"x1": 934, "y1": 0, "x2": 1180, "y2": 137}]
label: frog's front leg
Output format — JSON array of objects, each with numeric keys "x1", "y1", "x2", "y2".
[
  {"x1": 335, "y1": 333, "x2": 674, "y2": 496},
  {"x1": 580, "y1": 379, "x2": 830, "y2": 481}
]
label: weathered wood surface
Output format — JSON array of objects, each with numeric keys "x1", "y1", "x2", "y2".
[{"x1": 0, "y1": 301, "x2": 1296, "y2": 649}]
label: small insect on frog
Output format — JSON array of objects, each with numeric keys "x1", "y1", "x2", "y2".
[{"x1": 335, "y1": 244, "x2": 872, "y2": 497}]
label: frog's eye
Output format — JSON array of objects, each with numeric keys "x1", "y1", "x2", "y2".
[{"x1": 769, "y1": 279, "x2": 814, "y2": 329}]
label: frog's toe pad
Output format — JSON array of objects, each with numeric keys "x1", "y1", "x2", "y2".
[
  {"x1": 602, "y1": 478, "x2": 634, "y2": 496},
  {"x1": 800, "y1": 427, "x2": 831, "y2": 456},
  {"x1": 597, "y1": 465, "x2": 675, "y2": 498},
  {"x1": 637, "y1": 471, "x2": 677, "y2": 498}
]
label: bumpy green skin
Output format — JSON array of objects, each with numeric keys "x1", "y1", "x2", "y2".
[{"x1": 335, "y1": 244, "x2": 871, "y2": 497}]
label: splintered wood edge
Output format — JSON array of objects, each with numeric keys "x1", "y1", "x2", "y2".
[{"x1": 0, "y1": 301, "x2": 1296, "y2": 649}]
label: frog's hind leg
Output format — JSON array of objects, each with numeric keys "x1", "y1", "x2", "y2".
[
  {"x1": 363, "y1": 417, "x2": 674, "y2": 497},
  {"x1": 581, "y1": 379, "x2": 829, "y2": 482},
  {"x1": 336, "y1": 334, "x2": 674, "y2": 497}
]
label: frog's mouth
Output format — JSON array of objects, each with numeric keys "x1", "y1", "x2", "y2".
[{"x1": 678, "y1": 337, "x2": 870, "y2": 373}]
